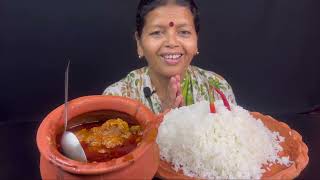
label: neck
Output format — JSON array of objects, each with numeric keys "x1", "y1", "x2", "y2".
[{"x1": 148, "y1": 70, "x2": 170, "y2": 99}]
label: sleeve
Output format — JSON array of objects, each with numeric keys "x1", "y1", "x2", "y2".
[
  {"x1": 223, "y1": 82, "x2": 237, "y2": 105},
  {"x1": 102, "y1": 79, "x2": 127, "y2": 97},
  {"x1": 206, "y1": 71, "x2": 237, "y2": 105}
]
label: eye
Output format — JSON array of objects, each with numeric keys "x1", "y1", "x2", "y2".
[
  {"x1": 178, "y1": 30, "x2": 191, "y2": 37},
  {"x1": 149, "y1": 31, "x2": 162, "y2": 37}
]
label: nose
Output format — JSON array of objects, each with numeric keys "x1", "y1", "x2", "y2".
[{"x1": 164, "y1": 32, "x2": 179, "y2": 48}]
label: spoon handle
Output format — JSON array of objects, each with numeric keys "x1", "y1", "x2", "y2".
[{"x1": 64, "y1": 60, "x2": 70, "y2": 131}]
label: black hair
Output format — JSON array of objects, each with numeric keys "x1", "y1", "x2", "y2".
[{"x1": 136, "y1": 0, "x2": 200, "y2": 38}]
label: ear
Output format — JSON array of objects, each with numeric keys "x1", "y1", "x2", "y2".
[
  {"x1": 194, "y1": 34, "x2": 199, "y2": 55},
  {"x1": 135, "y1": 32, "x2": 144, "y2": 57}
]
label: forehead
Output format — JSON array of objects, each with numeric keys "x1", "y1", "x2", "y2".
[{"x1": 144, "y1": 4, "x2": 194, "y2": 27}]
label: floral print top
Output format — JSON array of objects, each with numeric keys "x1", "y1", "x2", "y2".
[{"x1": 103, "y1": 65, "x2": 236, "y2": 114}]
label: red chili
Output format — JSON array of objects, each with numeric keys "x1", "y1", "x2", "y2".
[
  {"x1": 213, "y1": 87, "x2": 231, "y2": 111},
  {"x1": 210, "y1": 103, "x2": 216, "y2": 113}
]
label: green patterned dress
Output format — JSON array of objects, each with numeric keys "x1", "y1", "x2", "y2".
[{"x1": 103, "y1": 65, "x2": 236, "y2": 114}]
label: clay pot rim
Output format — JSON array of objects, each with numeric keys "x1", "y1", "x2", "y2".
[{"x1": 37, "y1": 95, "x2": 158, "y2": 175}]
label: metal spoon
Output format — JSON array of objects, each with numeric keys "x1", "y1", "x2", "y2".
[{"x1": 60, "y1": 61, "x2": 87, "y2": 162}]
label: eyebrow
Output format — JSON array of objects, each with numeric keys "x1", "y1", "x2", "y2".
[
  {"x1": 148, "y1": 25, "x2": 166, "y2": 29},
  {"x1": 176, "y1": 23, "x2": 193, "y2": 28},
  {"x1": 148, "y1": 23, "x2": 192, "y2": 29}
]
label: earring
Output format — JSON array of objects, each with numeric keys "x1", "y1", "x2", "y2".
[
  {"x1": 138, "y1": 55, "x2": 142, "y2": 59},
  {"x1": 196, "y1": 51, "x2": 200, "y2": 55}
]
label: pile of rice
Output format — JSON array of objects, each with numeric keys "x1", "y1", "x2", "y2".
[{"x1": 156, "y1": 101, "x2": 292, "y2": 179}]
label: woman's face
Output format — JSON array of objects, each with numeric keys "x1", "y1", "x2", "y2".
[{"x1": 137, "y1": 4, "x2": 198, "y2": 78}]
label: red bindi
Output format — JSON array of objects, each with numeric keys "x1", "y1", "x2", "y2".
[{"x1": 169, "y1": 21, "x2": 174, "y2": 27}]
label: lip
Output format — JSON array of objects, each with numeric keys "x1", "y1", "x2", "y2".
[{"x1": 159, "y1": 53, "x2": 184, "y2": 65}]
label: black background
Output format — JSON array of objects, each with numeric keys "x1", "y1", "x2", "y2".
[
  {"x1": 0, "y1": 0, "x2": 319, "y2": 179},
  {"x1": 1, "y1": 0, "x2": 320, "y2": 123}
]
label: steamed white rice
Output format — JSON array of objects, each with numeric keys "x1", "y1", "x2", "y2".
[{"x1": 156, "y1": 100, "x2": 292, "y2": 179}]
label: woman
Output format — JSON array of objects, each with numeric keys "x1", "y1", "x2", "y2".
[{"x1": 103, "y1": 0, "x2": 236, "y2": 114}]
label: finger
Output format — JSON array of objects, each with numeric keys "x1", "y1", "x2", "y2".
[
  {"x1": 175, "y1": 75, "x2": 182, "y2": 97},
  {"x1": 175, "y1": 74, "x2": 181, "y2": 82},
  {"x1": 174, "y1": 94, "x2": 183, "y2": 107},
  {"x1": 168, "y1": 77, "x2": 178, "y2": 100},
  {"x1": 176, "y1": 81, "x2": 182, "y2": 97}
]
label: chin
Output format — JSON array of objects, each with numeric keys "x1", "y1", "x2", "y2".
[{"x1": 160, "y1": 67, "x2": 185, "y2": 78}]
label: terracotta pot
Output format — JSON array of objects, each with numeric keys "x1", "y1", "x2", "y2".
[
  {"x1": 156, "y1": 112, "x2": 309, "y2": 180},
  {"x1": 37, "y1": 95, "x2": 160, "y2": 180}
]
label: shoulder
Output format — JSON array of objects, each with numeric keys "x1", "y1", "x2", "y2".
[
  {"x1": 190, "y1": 65, "x2": 237, "y2": 104},
  {"x1": 190, "y1": 65, "x2": 230, "y2": 86},
  {"x1": 126, "y1": 67, "x2": 147, "y2": 80},
  {"x1": 102, "y1": 67, "x2": 147, "y2": 96}
]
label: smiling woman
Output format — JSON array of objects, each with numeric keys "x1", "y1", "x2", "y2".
[{"x1": 103, "y1": 0, "x2": 236, "y2": 113}]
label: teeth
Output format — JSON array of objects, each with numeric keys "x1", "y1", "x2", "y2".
[{"x1": 163, "y1": 54, "x2": 182, "y2": 59}]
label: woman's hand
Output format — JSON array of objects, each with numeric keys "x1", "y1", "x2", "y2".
[{"x1": 162, "y1": 75, "x2": 183, "y2": 111}]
